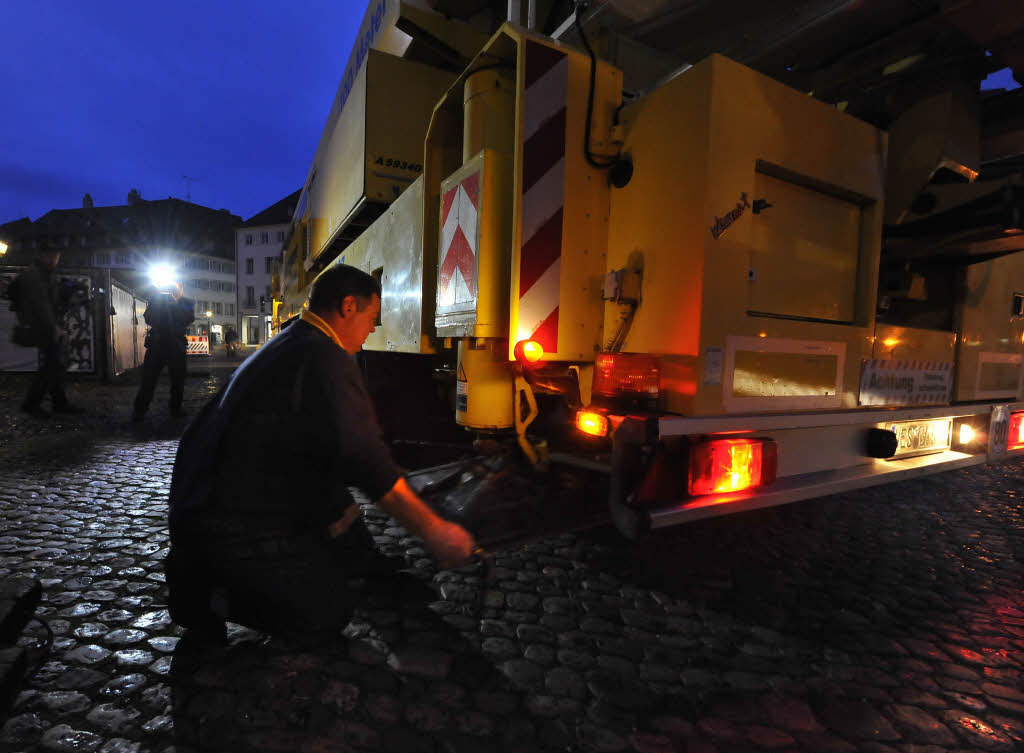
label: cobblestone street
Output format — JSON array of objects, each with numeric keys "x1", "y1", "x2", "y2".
[{"x1": 1, "y1": 363, "x2": 1023, "y2": 753}]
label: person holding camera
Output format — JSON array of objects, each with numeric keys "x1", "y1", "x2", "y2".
[
  {"x1": 133, "y1": 280, "x2": 194, "y2": 421},
  {"x1": 13, "y1": 242, "x2": 82, "y2": 418}
]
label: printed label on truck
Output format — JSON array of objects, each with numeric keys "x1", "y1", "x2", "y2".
[
  {"x1": 704, "y1": 346, "x2": 723, "y2": 386},
  {"x1": 858, "y1": 360, "x2": 952, "y2": 406},
  {"x1": 456, "y1": 380, "x2": 468, "y2": 413}
]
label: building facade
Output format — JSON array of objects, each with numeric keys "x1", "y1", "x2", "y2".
[
  {"x1": 235, "y1": 190, "x2": 299, "y2": 345},
  {"x1": 0, "y1": 195, "x2": 242, "y2": 345}
]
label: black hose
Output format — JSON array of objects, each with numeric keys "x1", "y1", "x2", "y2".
[{"x1": 574, "y1": 1, "x2": 616, "y2": 170}]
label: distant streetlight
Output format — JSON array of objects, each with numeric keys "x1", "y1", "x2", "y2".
[{"x1": 0, "y1": 240, "x2": 8, "y2": 256}]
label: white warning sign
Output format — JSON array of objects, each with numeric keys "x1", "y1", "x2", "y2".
[{"x1": 858, "y1": 359, "x2": 952, "y2": 406}]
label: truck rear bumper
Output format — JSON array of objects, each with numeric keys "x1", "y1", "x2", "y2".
[{"x1": 577, "y1": 400, "x2": 1024, "y2": 537}]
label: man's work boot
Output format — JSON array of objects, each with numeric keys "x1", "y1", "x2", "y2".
[{"x1": 166, "y1": 549, "x2": 225, "y2": 643}]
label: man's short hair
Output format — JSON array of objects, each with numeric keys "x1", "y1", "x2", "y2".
[{"x1": 308, "y1": 263, "x2": 381, "y2": 315}]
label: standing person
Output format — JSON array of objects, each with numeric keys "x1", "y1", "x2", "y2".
[
  {"x1": 14, "y1": 242, "x2": 82, "y2": 418},
  {"x1": 133, "y1": 280, "x2": 194, "y2": 421},
  {"x1": 166, "y1": 263, "x2": 476, "y2": 638},
  {"x1": 223, "y1": 326, "x2": 238, "y2": 357}
]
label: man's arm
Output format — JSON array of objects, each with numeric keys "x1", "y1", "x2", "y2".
[
  {"x1": 325, "y1": 479, "x2": 476, "y2": 569},
  {"x1": 375, "y1": 477, "x2": 476, "y2": 568}
]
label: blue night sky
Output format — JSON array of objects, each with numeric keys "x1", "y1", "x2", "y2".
[
  {"x1": 0, "y1": 0, "x2": 368, "y2": 225},
  {"x1": 1, "y1": 2, "x2": 1019, "y2": 228}
]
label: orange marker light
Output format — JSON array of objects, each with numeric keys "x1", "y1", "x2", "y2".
[
  {"x1": 575, "y1": 410, "x2": 609, "y2": 437},
  {"x1": 514, "y1": 339, "x2": 544, "y2": 365}
]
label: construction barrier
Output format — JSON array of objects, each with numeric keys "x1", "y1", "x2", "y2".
[{"x1": 186, "y1": 335, "x2": 211, "y2": 356}]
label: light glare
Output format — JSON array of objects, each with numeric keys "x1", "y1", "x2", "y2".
[{"x1": 149, "y1": 263, "x2": 176, "y2": 288}]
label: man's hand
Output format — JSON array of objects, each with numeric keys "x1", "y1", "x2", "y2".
[
  {"x1": 422, "y1": 520, "x2": 476, "y2": 569},
  {"x1": 377, "y1": 477, "x2": 477, "y2": 570},
  {"x1": 327, "y1": 503, "x2": 363, "y2": 538}
]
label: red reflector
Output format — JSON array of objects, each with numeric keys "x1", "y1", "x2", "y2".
[
  {"x1": 514, "y1": 339, "x2": 544, "y2": 366},
  {"x1": 1009, "y1": 411, "x2": 1024, "y2": 451},
  {"x1": 689, "y1": 438, "x2": 777, "y2": 496},
  {"x1": 592, "y1": 353, "x2": 660, "y2": 399}
]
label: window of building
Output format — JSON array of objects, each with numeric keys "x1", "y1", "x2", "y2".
[
  {"x1": 246, "y1": 258, "x2": 254, "y2": 274},
  {"x1": 189, "y1": 280, "x2": 198, "y2": 288},
  {"x1": 95, "y1": 252, "x2": 110, "y2": 265},
  {"x1": 199, "y1": 279, "x2": 209, "y2": 290},
  {"x1": 215, "y1": 302, "x2": 223, "y2": 314},
  {"x1": 265, "y1": 256, "x2": 275, "y2": 273},
  {"x1": 211, "y1": 262, "x2": 220, "y2": 273},
  {"x1": 116, "y1": 253, "x2": 130, "y2": 265},
  {"x1": 260, "y1": 232, "x2": 269, "y2": 244},
  {"x1": 228, "y1": 303, "x2": 234, "y2": 315},
  {"x1": 245, "y1": 234, "x2": 253, "y2": 246},
  {"x1": 265, "y1": 285, "x2": 272, "y2": 303},
  {"x1": 277, "y1": 230, "x2": 285, "y2": 242},
  {"x1": 224, "y1": 262, "x2": 234, "y2": 274},
  {"x1": 246, "y1": 286, "x2": 255, "y2": 306}
]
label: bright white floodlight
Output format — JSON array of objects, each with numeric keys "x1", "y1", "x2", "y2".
[{"x1": 149, "y1": 263, "x2": 176, "y2": 289}]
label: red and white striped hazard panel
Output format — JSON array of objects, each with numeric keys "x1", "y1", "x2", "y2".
[
  {"x1": 859, "y1": 359, "x2": 953, "y2": 406},
  {"x1": 186, "y1": 336, "x2": 210, "y2": 355},
  {"x1": 517, "y1": 41, "x2": 568, "y2": 353},
  {"x1": 439, "y1": 171, "x2": 480, "y2": 309}
]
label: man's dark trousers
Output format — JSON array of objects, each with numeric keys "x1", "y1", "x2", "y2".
[
  {"x1": 135, "y1": 345, "x2": 186, "y2": 416},
  {"x1": 24, "y1": 339, "x2": 70, "y2": 409}
]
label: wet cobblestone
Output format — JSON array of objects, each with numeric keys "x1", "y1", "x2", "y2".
[{"x1": 2, "y1": 368, "x2": 1024, "y2": 752}]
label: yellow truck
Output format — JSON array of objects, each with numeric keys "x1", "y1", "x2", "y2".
[{"x1": 280, "y1": 0, "x2": 1024, "y2": 541}]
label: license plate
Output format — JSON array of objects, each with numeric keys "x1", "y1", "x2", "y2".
[{"x1": 887, "y1": 418, "x2": 952, "y2": 458}]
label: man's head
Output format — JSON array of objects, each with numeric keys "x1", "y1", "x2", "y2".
[
  {"x1": 169, "y1": 281, "x2": 184, "y2": 301},
  {"x1": 308, "y1": 264, "x2": 381, "y2": 354},
  {"x1": 35, "y1": 241, "x2": 61, "y2": 271}
]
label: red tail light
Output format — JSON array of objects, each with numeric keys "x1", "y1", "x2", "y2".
[
  {"x1": 689, "y1": 438, "x2": 778, "y2": 495},
  {"x1": 592, "y1": 353, "x2": 660, "y2": 401},
  {"x1": 1009, "y1": 411, "x2": 1024, "y2": 451}
]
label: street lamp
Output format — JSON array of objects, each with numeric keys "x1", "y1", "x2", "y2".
[
  {"x1": 205, "y1": 310, "x2": 213, "y2": 344},
  {"x1": 0, "y1": 240, "x2": 8, "y2": 257}
]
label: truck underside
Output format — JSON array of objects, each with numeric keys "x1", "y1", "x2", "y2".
[{"x1": 280, "y1": 0, "x2": 1024, "y2": 545}]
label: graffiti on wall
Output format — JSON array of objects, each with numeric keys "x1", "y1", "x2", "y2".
[{"x1": 59, "y1": 275, "x2": 94, "y2": 372}]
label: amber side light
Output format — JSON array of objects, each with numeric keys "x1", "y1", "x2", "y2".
[{"x1": 575, "y1": 410, "x2": 609, "y2": 437}]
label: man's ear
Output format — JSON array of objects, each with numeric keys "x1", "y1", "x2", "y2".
[{"x1": 340, "y1": 295, "x2": 357, "y2": 318}]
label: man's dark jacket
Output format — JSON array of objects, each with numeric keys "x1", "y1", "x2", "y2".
[
  {"x1": 13, "y1": 260, "x2": 61, "y2": 346},
  {"x1": 169, "y1": 319, "x2": 402, "y2": 550},
  {"x1": 145, "y1": 293, "x2": 194, "y2": 350}
]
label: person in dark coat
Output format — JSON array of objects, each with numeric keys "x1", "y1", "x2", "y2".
[
  {"x1": 165, "y1": 263, "x2": 476, "y2": 638},
  {"x1": 133, "y1": 280, "x2": 194, "y2": 420},
  {"x1": 15, "y1": 242, "x2": 82, "y2": 418}
]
